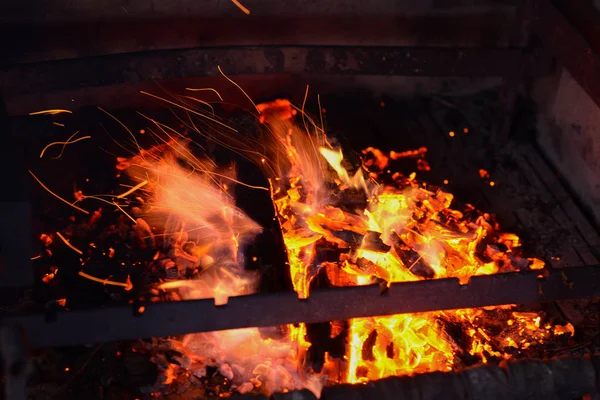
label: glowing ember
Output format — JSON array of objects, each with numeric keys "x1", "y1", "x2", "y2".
[{"x1": 254, "y1": 96, "x2": 567, "y2": 385}]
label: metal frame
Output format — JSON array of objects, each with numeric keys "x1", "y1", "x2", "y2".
[
  {"x1": 4, "y1": 265, "x2": 600, "y2": 348},
  {"x1": 1, "y1": 46, "x2": 522, "y2": 98}
]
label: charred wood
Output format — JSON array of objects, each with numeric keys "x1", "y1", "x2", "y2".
[{"x1": 390, "y1": 232, "x2": 435, "y2": 279}]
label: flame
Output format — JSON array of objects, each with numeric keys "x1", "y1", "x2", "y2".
[
  {"x1": 117, "y1": 135, "x2": 322, "y2": 395},
  {"x1": 36, "y1": 87, "x2": 575, "y2": 396},
  {"x1": 255, "y1": 98, "x2": 573, "y2": 386}
]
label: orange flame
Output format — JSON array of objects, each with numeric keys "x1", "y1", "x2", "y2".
[{"x1": 254, "y1": 98, "x2": 571, "y2": 386}]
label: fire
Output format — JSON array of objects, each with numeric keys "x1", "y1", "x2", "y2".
[
  {"x1": 254, "y1": 98, "x2": 563, "y2": 385},
  {"x1": 31, "y1": 81, "x2": 576, "y2": 397},
  {"x1": 346, "y1": 314, "x2": 453, "y2": 383}
]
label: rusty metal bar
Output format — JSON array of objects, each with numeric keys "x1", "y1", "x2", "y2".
[
  {"x1": 0, "y1": 46, "x2": 522, "y2": 98},
  {"x1": 532, "y1": 1, "x2": 600, "y2": 108},
  {"x1": 1, "y1": 265, "x2": 599, "y2": 349}
]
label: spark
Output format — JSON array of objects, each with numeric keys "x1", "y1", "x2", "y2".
[
  {"x1": 98, "y1": 106, "x2": 142, "y2": 153},
  {"x1": 71, "y1": 194, "x2": 136, "y2": 223},
  {"x1": 139, "y1": 91, "x2": 238, "y2": 132},
  {"x1": 31, "y1": 255, "x2": 41, "y2": 260},
  {"x1": 29, "y1": 170, "x2": 89, "y2": 214},
  {"x1": 301, "y1": 85, "x2": 310, "y2": 135},
  {"x1": 78, "y1": 271, "x2": 133, "y2": 290},
  {"x1": 116, "y1": 180, "x2": 148, "y2": 198},
  {"x1": 179, "y1": 95, "x2": 216, "y2": 115},
  {"x1": 318, "y1": 94, "x2": 324, "y2": 133},
  {"x1": 230, "y1": 0, "x2": 251, "y2": 14},
  {"x1": 29, "y1": 109, "x2": 72, "y2": 116},
  {"x1": 39, "y1": 131, "x2": 91, "y2": 159},
  {"x1": 56, "y1": 232, "x2": 83, "y2": 255},
  {"x1": 53, "y1": 122, "x2": 65, "y2": 127},
  {"x1": 112, "y1": 201, "x2": 137, "y2": 224},
  {"x1": 185, "y1": 87, "x2": 224, "y2": 101},
  {"x1": 217, "y1": 66, "x2": 259, "y2": 113},
  {"x1": 205, "y1": 171, "x2": 269, "y2": 191}
]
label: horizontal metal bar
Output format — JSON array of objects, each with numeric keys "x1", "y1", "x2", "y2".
[
  {"x1": 532, "y1": 2, "x2": 600, "y2": 108},
  {"x1": 0, "y1": 46, "x2": 522, "y2": 97},
  {"x1": 238, "y1": 355, "x2": 600, "y2": 399},
  {"x1": 2, "y1": 265, "x2": 599, "y2": 348}
]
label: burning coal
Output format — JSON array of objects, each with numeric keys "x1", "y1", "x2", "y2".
[{"x1": 30, "y1": 79, "x2": 574, "y2": 397}]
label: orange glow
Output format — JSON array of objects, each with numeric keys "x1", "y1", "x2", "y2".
[
  {"x1": 116, "y1": 180, "x2": 148, "y2": 198},
  {"x1": 553, "y1": 323, "x2": 575, "y2": 336},
  {"x1": 46, "y1": 89, "x2": 574, "y2": 395},
  {"x1": 230, "y1": 0, "x2": 251, "y2": 14},
  {"x1": 39, "y1": 131, "x2": 91, "y2": 159},
  {"x1": 56, "y1": 232, "x2": 83, "y2": 255},
  {"x1": 253, "y1": 97, "x2": 568, "y2": 386},
  {"x1": 78, "y1": 271, "x2": 133, "y2": 290},
  {"x1": 29, "y1": 170, "x2": 89, "y2": 214},
  {"x1": 257, "y1": 99, "x2": 297, "y2": 124},
  {"x1": 29, "y1": 109, "x2": 72, "y2": 116},
  {"x1": 389, "y1": 147, "x2": 427, "y2": 160}
]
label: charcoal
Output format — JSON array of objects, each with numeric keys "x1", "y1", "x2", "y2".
[
  {"x1": 355, "y1": 257, "x2": 390, "y2": 281},
  {"x1": 305, "y1": 322, "x2": 330, "y2": 373},
  {"x1": 390, "y1": 232, "x2": 435, "y2": 279},
  {"x1": 330, "y1": 187, "x2": 368, "y2": 212},
  {"x1": 362, "y1": 231, "x2": 391, "y2": 253},
  {"x1": 313, "y1": 244, "x2": 343, "y2": 265},
  {"x1": 361, "y1": 330, "x2": 377, "y2": 361},
  {"x1": 329, "y1": 230, "x2": 364, "y2": 249}
]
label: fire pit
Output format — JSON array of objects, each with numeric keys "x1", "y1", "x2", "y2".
[{"x1": 1, "y1": 1, "x2": 600, "y2": 399}]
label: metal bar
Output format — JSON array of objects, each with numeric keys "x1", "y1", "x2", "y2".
[
  {"x1": 532, "y1": 2, "x2": 600, "y2": 108},
  {"x1": 0, "y1": 46, "x2": 522, "y2": 97},
  {"x1": 238, "y1": 355, "x2": 600, "y2": 399},
  {"x1": 2, "y1": 265, "x2": 599, "y2": 349}
]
